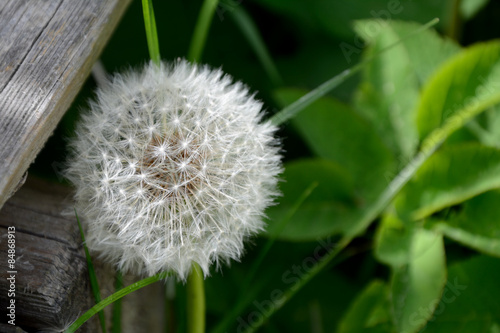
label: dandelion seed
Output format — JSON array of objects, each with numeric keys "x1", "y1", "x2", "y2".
[{"x1": 66, "y1": 60, "x2": 281, "y2": 280}]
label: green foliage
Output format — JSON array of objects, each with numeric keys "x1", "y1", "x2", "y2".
[
  {"x1": 427, "y1": 190, "x2": 500, "y2": 257},
  {"x1": 396, "y1": 143, "x2": 500, "y2": 220},
  {"x1": 338, "y1": 281, "x2": 393, "y2": 333},
  {"x1": 353, "y1": 20, "x2": 459, "y2": 158},
  {"x1": 266, "y1": 158, "x2": 359, "y2": 240},
  {"x1": 37, "y1": 1, "x2": 500, "y2": 332},
  {"x1": 416, "y1": 41, "x2": 500, "y2": 141},
  {"x1": 274, "y1": 89, "x2": 394, "y2": 197},
  {"x1": 423, "y1": 255, "x2": 500, "y2": 332},
  {"x1": 389, "y1": 228, "x2": 446, "y2": 333},
  {"x1": 461, "y1": 0, "x2": 490, "y2": 20}
]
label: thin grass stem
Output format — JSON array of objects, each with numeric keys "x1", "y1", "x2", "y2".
[
  {"x1": 65, "y1": 272, "x2": 170, "y2": 333},
  {"x1": 142, "y1": 0, "x2": 161, "y2": 65},
  {"x1": 269, "y1": 18, "x2": 440, "y2": 126},
  {"x1": 188, "y1": 0, "x2": 219, "y2": 62},
  {"x1": 75, "y1": 209, "x2": 106, "y2": 333}
]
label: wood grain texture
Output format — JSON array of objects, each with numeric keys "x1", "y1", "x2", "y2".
[
  {"x1": 0, "y1": 177, "x2": 166, "y2": 332},
  {"x1": 0, "y1": 0, "x2": 132, "y2": 210},
  {"x1": 0, "y1": 177, "x2": 98, "y2": 332}
]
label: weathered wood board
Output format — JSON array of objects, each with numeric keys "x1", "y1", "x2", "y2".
[
  {"x1": 0, "y1": 0, "x2": 132, "y2": 209},
  {"x1": 0, "y1": 177, "x2": 98, "y2": 332},
  {"x1": 0, "y1": 177, "x2": 167, "y2": 332}
]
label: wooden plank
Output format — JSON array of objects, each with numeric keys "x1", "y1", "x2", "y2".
[
  {"x1": 0, "y1": 0, "x2": 132, "y2": 209},
  {"x1": 0, "y1": 176, "x2": 166, "y2": 332},
  {"x1": 0, "y1": 177, "x2": 98, "y2": 332}
]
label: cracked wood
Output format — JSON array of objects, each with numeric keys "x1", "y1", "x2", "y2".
[{"x1": 0, "y1": 0, "x2": 132, "y2": 209}]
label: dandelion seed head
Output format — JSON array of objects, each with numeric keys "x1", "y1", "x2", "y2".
[{"x1": 66, "y1": 60, "x2": 281, "y2": 280}]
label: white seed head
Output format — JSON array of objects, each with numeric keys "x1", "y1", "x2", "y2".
[{"x1": 66, "y1": 60, "x2": 281, "y2": 280}]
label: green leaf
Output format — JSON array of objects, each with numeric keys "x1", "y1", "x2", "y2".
[
  {"x1": 423, "y1": 255, "x2": 500, "y2": 332},
  {"x1": 460, "y1": 0, "x2": 489, "y2": 20},
  {"x1": 269, "y1": 19, "x2": 440, "y2": 126},
  {"x1": 396, "y1": 143, "x2": 500, "y2": 221},
  {"x1": 428, "y1": 190, "x2": 500, "y2": 257},
  {"x1": 417, "y1": 41, "x2": 500, "y2": 141},
  {"x1": 467, "y1": 105, "x2": 500, "y2": 148},
  {"x1": 390, "y1": 228, "x2": 446, "y2": 333},
  {"x1": 266, "y1": 159, "x2": 360, "y2": 241},
  {"x1": 374, "y1": 213, "x2": 413, "y2": 267},
  {"x1": 353, "y1": 23, "x2": 419, "y2": 158},
  {"x1": 353, "y1": 20, "x2": 460, "y2": 158},
  {"x1": 355, "y1": 20, "x2": 460, "y2": 86},
  {"x1": 338, "y1": 280, "x2": 394, "y2": 333},
  {"x1": 274, "y1": 89, "x2": 394, "y2": 197}
]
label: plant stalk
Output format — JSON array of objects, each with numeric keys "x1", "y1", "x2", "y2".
[{"x1": 187, "y1": 263, "x2": 205, "y2": 333}]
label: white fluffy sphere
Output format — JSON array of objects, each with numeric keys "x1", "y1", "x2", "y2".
[{"x1": 66, "y1": 60, "x2": 281, "y2": 280}]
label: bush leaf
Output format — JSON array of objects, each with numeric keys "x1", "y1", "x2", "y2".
[
  {"x1": 396, "y1": 143, "x2": 500, "y2": 220},
  {"x1": 428, "y1": 190, "x2": 500, "y2": 257},
  {"x1": 338, "y1": 280, "x2": 394, "y2": 333},
  {"x1": 374, "y1": 213, "x2": 413, "y2": 267},
  {"x1": 417, "y1": 41, "x2": 500, "y2": 141},
  {"x1": 266, "y1": 159, "x2": 360, "y2": 241},
  {"x1": 353, "y1": 20, "x2": 459, "y2": 158},
  {"x1": 274, "y1": 88, "x2": 395, "y2": 198},
  {"x1": 423, "y1": 255, "x2": 500, "y2": 332},
  {"x1": 390, "y1": 228, "x2": 446, "y2": 333}
]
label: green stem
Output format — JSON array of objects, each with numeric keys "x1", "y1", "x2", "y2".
[
  {"x1": 75, "y1": 209, "x2": 106, "y2": 333},
  {"x1": 188, "y1": 0, "x2": 219, "y2": 62},
  {"x1": 210, "y1": 182, "x2": 317, "y2": 333},
  {"x1": 240, "y1": 182, "x2": 318, "y2": 293},
  {"x1": 112, "y1": 270, "x2": 123, "y2": 333},
  {"x1": 243, "y1": 146, "x2": 437, "y2": 333},
  {"x1": 448, "y1": 0, "x2": 462, "y2": 42},
  {"x1": 65, "y1": 272, "x2": 170, "y2": 333},
  {"x1": 187, "y1": 263, "x2": 205, "y2": 333},
  {"x1": 142, "y1": 0, "x2": 161, "y2": 65}
]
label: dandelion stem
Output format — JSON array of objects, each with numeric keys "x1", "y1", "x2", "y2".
[
  {"x1": 187, "y1": 263, "x2": 205, "y2": 333},
  {"x1": 142, "y1": 0, "x2": 161, "y2": 65},
  {"x1": 188, "y1": 0, "x2": 219, "y2": 62}
]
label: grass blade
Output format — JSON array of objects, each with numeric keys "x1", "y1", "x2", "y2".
[
  {"x1": 241, "y1": 130, "x2": 437, "y2": 333},
  {"x1": 65, "y1": 272, "x2": 170, "y2": 333},
  {"x1": 142, "y1": 0, "x2": 161, "y2": 65},
  {"x1": 244, "y1": 39, "x2": 500, "y2": 333},
  {"x1": 188, "y1": 0, "x2": 219, "y2": 62},
  {"x1": 269, "y1": 18, "x2": 440, "y2": 126},
  {"x1": 112, "y1": 270, "x2": 123, "y2": 333},
  {"x1": 241, "y1": 181, "x2": 318, "y2": 292},
  {"x1": 210, "y1": 182, "x2": 318, "y2": 333},
  {"x1": 224, "y1": 2, "x2": 283, "y2": 86},
  {"x1": 75, "y1": 209, "x2": 106, "y2": 333}
]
